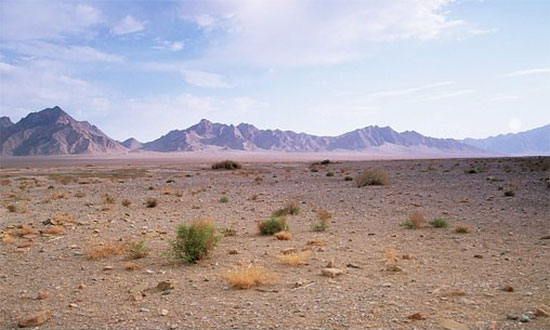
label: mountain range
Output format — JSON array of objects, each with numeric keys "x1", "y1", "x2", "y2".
[{"x1": 0, "y1": 106, "x2": 548, "y2": 157}]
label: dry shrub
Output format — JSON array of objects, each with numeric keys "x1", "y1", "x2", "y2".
[
  {"x1": 312, "y1": 208, "x2": 331, "y2": 232},
  {"x1": 41, "y1": 226, "x2": 65, "y2": 236},
  {"x1": 104, "y1": 194, "x2": 115, "y2": 204},
  {"x1": 274, "y1": 231, "x2": 292, "y2": 240},
  {"x1": 454, "y1": 225, "x2": 471, "y2": 234},
  {"x1": 14, "y1": 225, "x2": 36, "y2": 237},
  {"x1": 124, "y1": 261, "x2": 140, "y2": 271},
  {"x1": 272, "y1": 200, "x2": 300, "y2": 217},
  {"x1": 52, "y1": 212, "x2": 75, "y2": 225},
  {"x1": 258, "y1": 216, "x2": 288, "y2": 235},
  {"x1": 355, "y1": 169, "x2": 390, "y2": 187},
  {"x1": 223, "y1": 264, "x2": 274, "y2": 289},
  {"x1": 145, "y1": 198, "x2": 158, "y2": 208},
  {"x1": 277, "y1": 250, "x2": 311, "y2": 266},
  {"x1": 50, "y1": 191, "x2": 67, "y2": 200},
  {"x1": 306, "y1": 238, "x2": 327, "y2": 246},
  {"x1": 403, "y1": 211, "x2": 426, "y2": 229},
  {"x1": 2, "y1": 233, "x2": 16, "y2": 243},
  {"x1": 6, "y1": 204, "x2": 17, "y2": 213},
  {"x1": 384, "y1": 247, "x2": 401, "y2": 271},
  {"x1": 85, "y1": 242, "x2": 126, "y2": 260},
  {"x1": 121, "y1": 199, "x2": 131, "y2": 207},
  {"x1": 212, "y1": 160, "x2": 242, "y2": 170}
]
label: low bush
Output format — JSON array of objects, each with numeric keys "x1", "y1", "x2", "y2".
[
  {"x1": 258, "y1": 216, "x2": 288, "y2": 235},
  {"x1": 212, "y1": 160, "x2": 242, "y2": 170},
  {"x1": 170, "y1": 220, "x2": 221, "y2": 263},
  {"x1": 355, "y1": 169, "x2": 390, "y2": 187},
  {"x1": 272, "y1": 201, "x2": 300, "y2": 217},
  {"x1": 277, "y1": 250, "x2": 311, "y2": 266},
  {"x1": 274, "y1": 231, "x2": 292, "y2": 240},
  {"x1": 224, "y1": 264, "x2": 274, "y2": 289},
  {"x1": 146, "y1": 198, "x2": 158, "y2": 208},
  {"x1": 429, "y1": 217, "x2": 449, "y2": 228},
  {"x1": 219, "y1": 196, "x2": 229, "y2": 203},
  {"x1": 127, "y1": 239, "x2": 149, "y2": 259}
]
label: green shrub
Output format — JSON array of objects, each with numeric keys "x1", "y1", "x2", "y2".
[
  {"x1": 344, "y1": 176, "x2": 353, "y2": 181},
  {"x1": 221, "y1": 227, "x2": 237, "y2": 237},
  {"x1": 504, "y1": 190, "x2": 515, "y2": 197},
  {"x1": 272, "y1": 201, "x2": 300, "y2": 217},
  {"x1": 400, "y1": 220, "x2": 415, "y2": 229},
  {"x1": 355, "y1": 169, "x2": 390, "y2": 187},
  {"x1": 258, "y1": 216, "x2": 288, "y2": 235},
  {"x1": 219, "y1": 196, "x2": 229, "y2": 203},
  {"x1": 211, "y1": 160, "x2": 242, "y2": 170},
  {"x1": 429, "y1": 217, "x2": 449, "y2": 228},
  {"x1": 170, "y1": 220, "x2": 221, "y2": 263},
  {"x1": 326, "y1": 172, "x2": 334, "y2": 177},
  {"x1": 465, "y1": 168, "x2": 479, "y2": 174},
  {"x1": 128, "y1": 239, "x2": 149, "y2": 259},
  {"x1": 320, "y1": 159, "x2": 331, "y2": 165}
]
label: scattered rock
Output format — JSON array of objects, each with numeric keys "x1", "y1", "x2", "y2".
[
  {"x1": 17, "y1": 310, "x2": 52, "y2": 328},
  {"x1": 385, "y1": 264, "x2": 403, "y2": 272},
  {"x1": 502, "y1": 285, "x2": 514, "y2": 292},
  {"x1": 160, "y1": 309, "x2": 169, "y2": 316},
  {"x1": 156, "y1": 281, "x2": 174, "y2": 292},
  {"x1": 519, "y1": 314, "x2": 530, "y2": 323},
  {"x1": 139, "y1": 308, "x2": 150, "y2": 313},
  {"x1": 382, "y1": 282, "x2": 392, "y2": 288},
  {"x1": 440, "y1": 318, "x2": 468, "y2": 330},
  {"x1": 35, "y1": 292, "x2": 48, "y2": 300},
  {"x1": 16, "y1": 242, "x2": 32, "y2": 249},
  {"x1": 534, "y1": 306, "x2": 549, "y2": 317},
  {"x1": 326, "y1": 260, "x2": 335, "y2": 268},
  {"x1": 103, "y1": 266, "x2": 114, "y2": 271},
  {"x1": 145, "y1": 269, "x2": 154, "y2": 274},
  {"x1": 408, "y1": 312, "x2": 426, "y2": 320},
  {"x1": 78, "y1": 283, "x2": 87, "y2": 290},
  {"x1": 321, "y1": 268, "x2": 344, "y2": 278},
  {"x1": 346, "y1": 263, "x2": 361, "y2": 269},
  {"x1": 228, "y1": 249, "x2": 238, "y2": 255},
  {"x1": 473, "y1": 254, "x2": 483, "y2": 259},
  {"x1": 506, "y1": 313, "x2": 518, "y2": 320},
  {"x1": 402, "y1": 254, "x2": 416, "y2": 260},
  {"x1": 540, "y1": 235, "x2": 550, "y2": 240}
]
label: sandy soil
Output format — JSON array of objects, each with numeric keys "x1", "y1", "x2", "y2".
[{"x1": 0, "y1": 156, "x2": 549, "y2": 329}]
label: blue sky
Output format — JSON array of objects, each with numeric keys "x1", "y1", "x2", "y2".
[{"x1": 0, "y1": 0, "x2": 548, "y2": 142}]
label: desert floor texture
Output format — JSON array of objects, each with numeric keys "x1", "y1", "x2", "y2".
[{"x1": 1, "y1": 156, "x2": 549, "y2": 329}]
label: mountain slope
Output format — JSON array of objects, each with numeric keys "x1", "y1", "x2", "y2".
[
  {"x1": 463, "y1": 125, "x2": 550, "y2": 156},
  {"x1": 121, "y1": 137, "x2": 143, "y2": 150},
  {"x1": 0, "y1": 106, "x2": 127, "y2": 156},
  {"x1": 0, "y1": 116, "x2": 13, "y2": 129},
  {"x1": 143, "y1": 119, "x2": 485, "y2": 155}
]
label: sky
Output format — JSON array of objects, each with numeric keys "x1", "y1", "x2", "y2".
[{"x1": 0, "y1": 0, "x2": 549, "y2": 142}]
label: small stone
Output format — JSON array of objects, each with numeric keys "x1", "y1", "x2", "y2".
[
  {"x1": 519, "y1": 314, "x2": 530, "y2": 323},
  {"x1": 160, "y1": 309, "x2": 168, "y2": 316},
  {"x1": 17, "y1": 310, "x2": 52, "y2": 328},
  {"x1": 156, "y1": 281, "x2": 174, "y2": 292},
  {"x1": 534, "y1": 306, "x2": 549, "y2": 317},
  {"x1": 17, "y1": 242, "x2": 32, "y2": 249},
  {"x1": 228, "y1": 249, "x2": 238, "y2": 255},
  {"x1": 321, "y1": 268, "x2": 344, "y2": 278},
  {"x1": 502, "y1": 285, "x2": 514, "y2": 292},
  {"x1": 78, "y1": 283, "x2": 87, "y2": 290},
  {"x1": 145, "y1": 269, "x2": 154, "y2": 274},
  {"x1": 408, "y1": 312, "x2": 426, "y2": 320},
  {"x1": 506, "y1": 313, "x2": 518, "y2": 320},
  {"x1": 346, "y1": 263, "x2": 361, "y2": 269},
  {"x1": 103, "y1": 266, "x2": 114, "y2": 271},
  {"x1": 473, "y1": 254, "x2": 483, "y2": 259},
  {"x1": 69, "y1": 303, "x2": 78, "y2": 308},
  {"x1": 382, "y1": 282, "x2": 392, "y2": 288},
  {"x1": 35, "y1": 292, "x2": 48, "y2": 300},
  {"x1": 440, "y1": 318, "x2": 468, "y2": 330},
  {"x1": 139, "y1": 308, "x2": 150, "y2": 313}
]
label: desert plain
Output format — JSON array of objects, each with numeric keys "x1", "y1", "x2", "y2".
[{"x1": 1, "y1": 155, "x2": 549, "y2": 329}]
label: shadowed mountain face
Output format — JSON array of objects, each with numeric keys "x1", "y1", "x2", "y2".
[
  {"x1": 0, "y1": 106, "x2": 127, "y2": 156},
  {"x1": 0, "y1": 116, "x2": 14, "y2": 129},
  {"x1": 463, "y1": 125, "x2": 550, "y2": 156},
  {"x1": 143, "y1": 119, "x2": 484, "y2": 153},
  {"x1": 121, "y1": 137, "x2": 143, "y2": 150}
]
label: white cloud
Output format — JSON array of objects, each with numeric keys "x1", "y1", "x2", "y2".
[
  {"x1": 141, "y1": 63, "x2": 231, "y2": 88},
  {"x1": 112, "y1": 15, "x2": 146, "y2": 35},
  {"x1": 365, "y1": 81, "x2": 455, "y2": 99},
  {"x1": 2, "y1": 41, "x2": 123, "y2": 63},
  {"x1": 152, "y1": 40, "x2": 184, "y2": 52},
  {"x1": 181, "y1": 0, "x2": 466, "y2": 66},
  {"x1": 468, "y1": 27, "x2": 499, "y2": 36},
  {"x1": 507, "y1": 68, "x2": 550, "y2": 77},
  {"x1": 0, "y1": 1, "x2": 102, "y2": 41},
  {"x1": 416, "y1": 89, "x2": 475, "y2": 102}
]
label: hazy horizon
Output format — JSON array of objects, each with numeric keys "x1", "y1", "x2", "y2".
[{"x1": 1, "y1": 0, "x2": 549, "y2": 141}]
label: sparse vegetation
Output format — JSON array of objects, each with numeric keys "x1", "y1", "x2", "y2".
[
  {"x1": 221, "y1": 227, "x2": 237, "y2": 237},
  {"x1": 224, "y1": 264, "x2": 274, "y2": 289},
  {"x1": 454, "y1": 225, "x2": 471, "y2": 234},
  {"x1": 400, "y1": 211, "x2": 426, "y2": 229},
  {"x1": 258, "y1": 216, "x2": 289, "y2": 235},
  {"x1": 430, "y1": 217, "x2": 449, "y2": 228},
  {"x1": 277, "y1": 250, "x2": 311, "y2": 266},
  {"x1": 41, "y1": 226, "x2": 65, "y2": 236},
  {"x1": 320, "y1": 159, "x2": 331, "y2": 165},
  {"x1": 104, "y1": 194, "x2": 115, "y2": 204},
  {"x1": 504, "y1": 189, "x2": 515, "y2": 197},
  {"x1": 6, "y1": 204, "x2": 17, "y2": 213},
  {"x1": 211, "y1": 160, "x2": 242, "y2": 170},
  {"x1": 127, "y1": 239, "x2": 149, "y2": 259},
  {"x1": 272, "y1": 200, "x2": 300, "y2": 217},
  {"x1": 274, "y1": 230, "x2": 292, "y2": 240},
  {"x1": 85, "y1": 242, "x2": 126, "y2": 260},
  {"x1": 145, "y1": 198, "x2": 158, "y2": 208},
  {"x1": 355, "y1": 169, "x2": 390, "y2": 187},
  {"x1": 170, "y1": 220, "x2": 221, "y2": 263},
  {"x1": 124, "y1": 261, "x2": 140, "y2": 271},
  {"x1": 121, "y1": 199, "x2": 131, "y2": 207},
  {"x1": 312, "y1": 208, "x2": 331, "y2": 232},
  {"x1": 326, "y1": 171, "x2": 334, "y2": 177},
  {"x1": 344, "y1": 175, "x2": 353, "y2": 181},
  {"x1": 13, "y1": 225, "x2": 36, "y2": 237},
  {"x1": 219, "y1": 196, "x2": 229, "y2": 203}
]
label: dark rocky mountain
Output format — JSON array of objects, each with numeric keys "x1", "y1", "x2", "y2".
[
  {"x1": 142, "y1": 119, "x2": 484, "y2": 154},
  {"x1": 0, "y1": 106, "x2": 127, "y2": 156},
  {"x1": 0, "y1": 116, "x2": 14, "y2": 129},
  {"x1": 121, "y1": 137, "x2": 143, "y2": 150},
  {"x1": 463, "y1": 125, "x2": 550, "y2": 156}
]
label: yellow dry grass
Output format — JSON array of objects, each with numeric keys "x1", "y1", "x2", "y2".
[
  {"x1": 277, "y1": 250, "x2": 311, "y2": 266},
  {"x1": 52, "y1": 212, "x2": 75, "y2": 225},
  {"x1": 274, "y1": 231, "x2": 292, "y2": 240},
  {"x1": 454, "y1": 225, "x2": 471, "y2": 234},
  {"x1": 409, "y1": 211, "x2": 426, "y2": 228},
  {"x1": 41, "y1": 226, "x2": 65, "y2": 236},
  {"x1": 223, "y1": 264, "x2": 275, "y2": 289},
  {"x1": 124, "y1": 261, "x2": 140, "y2": 271},
  {"x1": 13, "y1": 225, "x2": 36, "y2": 237},
  {"x1": 2, "y1": 233, "x2": 16, "y2": 243},
  {"x1": 85, "y1": 242, "x2": 126, "y2": 260},
  {"x1": 306, "y1": 238, "x2": 327, "y2": 246}
]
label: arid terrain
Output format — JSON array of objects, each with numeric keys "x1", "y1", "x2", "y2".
[{"x1": 1, "y1": 156, "x2": 549, "y2": 329}]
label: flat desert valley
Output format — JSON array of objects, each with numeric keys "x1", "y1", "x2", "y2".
[{"x1": 1, "y1": 155, "x2": 549, "y2": 329}]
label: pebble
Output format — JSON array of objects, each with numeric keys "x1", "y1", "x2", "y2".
[
  {"x1": 506, "y1": 313, "x2": 518, "y2": 320},
  {"x1": 145, "y1": 269, "x2": 154, "y2": 274},
  {"x1": 139, "y1": 308, "x2": 150, "y2": 313},
  {"x1": 161, "y1": 309, "x2": 168, "y2": 316},
  {"x1": 519, "y1": 314, "x2": 530, "y2": 323},
  {"x1": 103, "y1": 266, "x2": 114, "y2": 271},
  {"x1": 17, "y1": 310, "x2": 52, "y2": 328}
]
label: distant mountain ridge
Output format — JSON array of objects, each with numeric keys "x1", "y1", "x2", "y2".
[
  {"x1": 0, "y1": 106, "x2": 127, "y2": 156},
  {"x1": 142, "y1": 119, "x2": 480, "y2": 153},
  {"x1": 463, "y1": 125, "x2": 550, "y2": 156},
  {"x1": 1, "y1": 106, "x2": 547, "y2": 157}
]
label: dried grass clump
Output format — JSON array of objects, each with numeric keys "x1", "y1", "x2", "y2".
[
  {"x1": 104, "y1": 194, "x2": 115, "y2": 204},
  {"x1": 14, "y1": 225, "x2": 36, "y2": 237},
  {"x1": 212, "y1": 160, "x2": 242, "y2": 170},
  {"x1": 224, "y1": 264, "x2": 274, "y2": 289},
  {"x1": 312, "y1": 208, "x2": 331, "y2": 232},
  {"x1": 6, "y1": 204, "x2": 17, "y2": 213},
  {"x1": 384, "y1": 247, "x2": 401, "y2": 272},
  {"x1": 274, "y1": 231, "x2": 292, "y2": 240},
  {"x1": 272, "y1": 200, "x2": 300, "y2": 217},
  {"x1": 258, "y1": 216, "x2": 289, "y2": 235},
  {"x1": 127, "y1": 239, "x2": 149, "y2": 259},
  {"x1": 2, "y1": 233, "x2": 16, "y2": 243},
  {"x1": 41, "y1": 226, "x2": 65, "y2": 236},
  {"x1": 454, "y1": 225, "x2": 471, "y2": 234},
  {"x1": 400, "y1": 211, "x2": 426, "y2": 229},
  {"x1": 52, "y1": 212, "x2": 75, "y2": 225},
  {"x1": 121, "y1": 199, "x2": 131, "y2": 207},
  {"x1": 124, "y1": 261, "x2": 140, "y2": 271},
  {"x1": 355, "y1": 169, "x2": 390, "y2": 187},
  {"x1": 85, "y1": 242, "x2": 126, "y2": 260},
  {"x1": 277, "y1": 250, "x2": 311, "y2": 266},
  {"x1": 306, "y1": 238, "x2": 327, "y2": 246}
]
